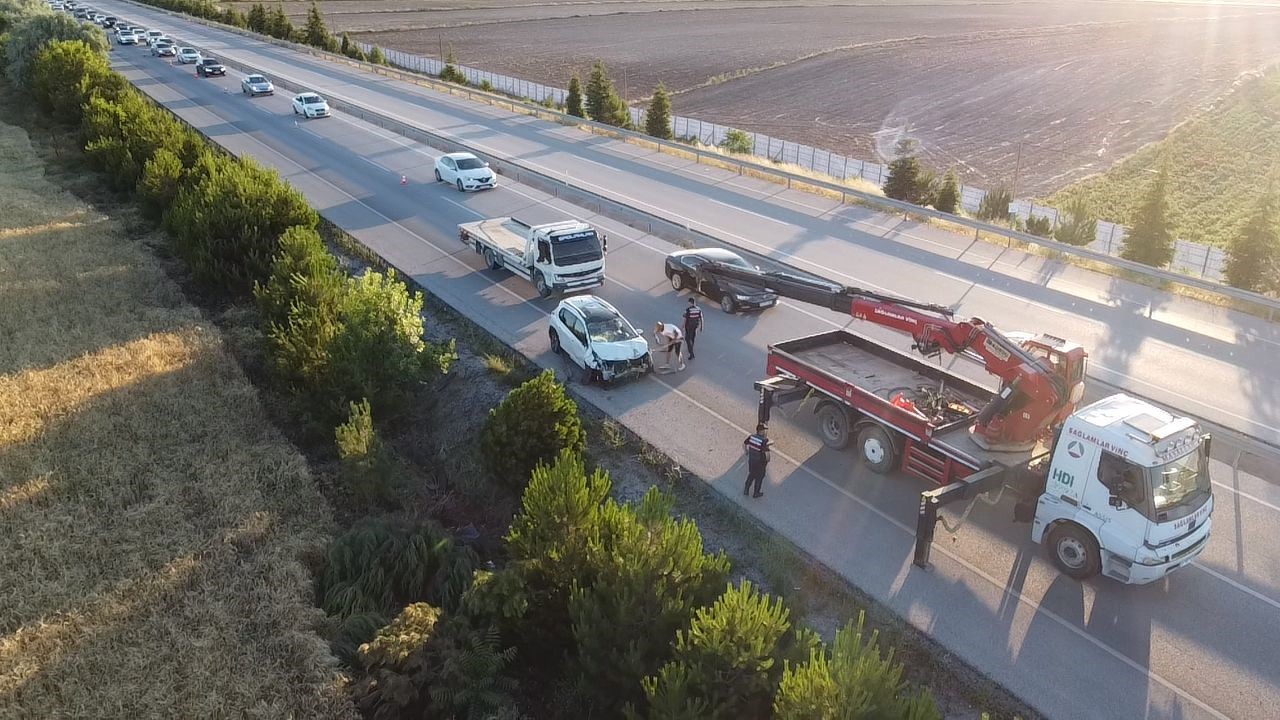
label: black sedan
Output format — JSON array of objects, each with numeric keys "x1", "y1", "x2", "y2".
[
  {"x1": 195, "y1": 57, "x2": 226, "y2": 77},
  {"x1": 664, "y1": 248, "x2": 778, "y2": 313}
]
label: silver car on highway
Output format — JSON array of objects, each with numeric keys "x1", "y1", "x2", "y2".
[{"x1": 241, "y1": 74, "x2": 274, "y2": 96}]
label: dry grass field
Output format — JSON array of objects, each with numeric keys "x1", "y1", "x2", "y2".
[
  {"x1": 0, "y1": 120, "x2": 353, "y2": 719},
  {"x1": 333, "y1": 0, "x2": 1280, "y2": 194}
]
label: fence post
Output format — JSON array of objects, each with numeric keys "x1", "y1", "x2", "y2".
[{"x1": 1201, "y1": 249, "x2": 1212, "y2": 278}]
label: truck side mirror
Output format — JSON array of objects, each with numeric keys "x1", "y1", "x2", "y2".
[{"x1": 1108, "y1": 496, "x2": 1126, "y2": 510}]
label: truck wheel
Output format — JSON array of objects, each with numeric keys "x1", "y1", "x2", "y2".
[
  {"x1": 720, "y1": 295, "x2": 737, "y2": 314},
  {"x1": 857, "y1": 424, "x2": 897, "y2": 474},
  {"x1": 485, "y1": 249, "x2": 502, "y2": 271},
  {"x1": 670, "y1": 273, "x2": 685, "y2": 291},
  {"x1": 534, "y1": 272, "x2": 553, "y2": 298},
  {"x1": 817, "y1": 404, "x2": 852, "y2": 450},
  {"x1": 549, "y1": 329, "x2": 561, "y2": 355},
  {"x1": 1049, "y1": 524, "x2": 1101, "y2": 580}
]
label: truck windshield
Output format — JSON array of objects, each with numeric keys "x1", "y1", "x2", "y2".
[
  {"x1": 1147, "y1": 446, "x2": 1211, "y2": 521},
  {"x1": 551, "y1": 231, "x2": 603, "y2": 265}
]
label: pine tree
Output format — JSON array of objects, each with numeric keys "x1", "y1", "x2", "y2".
[
  {"x1": 773, "y1": 612, "x2": 941, "y2": 720},
  {"x1": 882, "y1": 139, "x2": 926, "y2": 205},
  {"x1": 246, "y1": 2, "x2": 267, "y2": 32},
  {"x1": 303, "y1": 1, "x2": 333, "y2": 50},
  {"x1": 645, "y1": 82, "x2": 673, "y2": 140},
  {"x1": 440, "y1": 48, "x2": 466, "y2": 83},
  {"x1": 1121, "y1": 168, "x2": 1176, "y2": 268},
  {"x1": 368, "y1": 46, "x2": 386, "y2": 65},
  {"x1": 340, "y1": 31, "x2": 351, "y2": 55},
  {"x1": 1053, "y1": 196, "x2": 1098, "y2": 247},
  {"x1": 1225, "y1": 191, "x2": 1280, "y2": 293},
  {"x1": 267, "y1": 4, "x2": 292, "y2": 39},
  {"x1": 566, "y1": 74, "x2": 584, "y2": 117},
  {"x1": 634, "y1": 581, "x2": 793, "y2": 719},
  {"x1": 585, "y1": 60, "x2": 615, "y2": 123},
  {"x1": 934, "y1": 168, "x2": 960, "y2": 214},
  {"x1": 605, "y1": 91, "x2": 632, "y2": 128}
]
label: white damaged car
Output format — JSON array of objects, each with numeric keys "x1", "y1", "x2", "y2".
[{"x1": 548, "y1": 295, "x2": 651, "y2": 384}]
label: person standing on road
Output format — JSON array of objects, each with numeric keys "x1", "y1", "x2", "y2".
[
  {"x1": 743, "y1": 423, "x2": 770, "y2": 498},
  {"x1": 653, "y1": 321, "x2": 686, "y2": 371},
  {"x1": 682, "y1": 297, "x2": 703, "y2": 360}
]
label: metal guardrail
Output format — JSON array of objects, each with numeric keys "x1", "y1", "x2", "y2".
[{"x1": 114, "y1": 0, "x2": 1280, "y2": 321}]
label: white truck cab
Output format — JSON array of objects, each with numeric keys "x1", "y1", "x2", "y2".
[
  {"x1": 1032, "y1": 394, "x2": 1213, "y2": 584},
  {"x1": 459, "y1": 217, "x2": 605, "y2": 297}
]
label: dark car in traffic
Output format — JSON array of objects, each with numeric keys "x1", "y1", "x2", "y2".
[
  {"x1": 664, "y1": 247, "x2": 778, "y2": 313},
  {"x1": 195, "y1": 57, "x2": 226, "y2": 77}
]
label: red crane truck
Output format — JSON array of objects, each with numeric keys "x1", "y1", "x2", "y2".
[{"x1": 700, "y1": 262, "x2": 1214, "y2": 584}]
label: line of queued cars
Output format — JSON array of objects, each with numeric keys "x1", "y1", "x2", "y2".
[{"x1": 50, "y1": 3, "x2": 731, "y2": 389}]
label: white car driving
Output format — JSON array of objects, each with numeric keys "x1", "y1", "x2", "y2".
[
  {"x1": 176, "y1": 47, "x2": 200, "y2": 64},
  {"x1": 292, "y1": 92, "x2": 330, "y2": 118},
  {"x1": 241, "y1": 74, "x2": 274, "y2": 96},
  {"x1": 434, "y1": 151, "x2": 496, "y2": 192},
  {"x1": 548, "y1": 295, "x2": 651, "y2": 384},
  {"x1": 144, "y1": 30, "x2": 165, "y2": 46}
]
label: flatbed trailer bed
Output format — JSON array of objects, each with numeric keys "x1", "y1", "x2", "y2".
[{"x1": 783, "y1": 338, "x2": 1047, "y2": 473}]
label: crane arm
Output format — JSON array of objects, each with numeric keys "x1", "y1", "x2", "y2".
[{"x1": 700, "y1": 261, "x2": 1078, "y2": 449}]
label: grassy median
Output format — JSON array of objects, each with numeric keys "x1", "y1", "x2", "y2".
[{"x1": 0, "y1": 119, "x2": 353, "y2": 717}]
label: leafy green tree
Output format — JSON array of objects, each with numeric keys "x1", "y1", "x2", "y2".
[
  {"x1": 634, "y1": 580, "x2": 794, "y2": 720},
  {"x1": 336, "y1": 397, "x2": 404, "y2": 507},
  {"x1": 504, "y1": 451, "x2": 609, "y2": 656},
  {"x1": 246, "y1": 2, "x2": 267, "y2": 32},
  {"x1": 323, "y1": 269, "x2": 454, "y2": 419},
  {"x1": 566, "y1": 74, "x2": 584, "y2": 118},
  {"x1": 1121, "y1": 168, "x2": 1176, "y2": 268},
  {"x1": 339, "y1": 30, "x2": 351, "y2": 54},
  {"x1": 773, "y1": 612, "x2": 940, "y2": 720},
  {"x1": 256, "y1": 225, "x2": 346, "y2": 383},
  {"x1": 0, "y1": 0, "x2": 47, "y2": 33},
  {"x1": 1053, "y1": 196, "x2": 1098, "y2": 247},
  {"x1": 1225, "y1": 190, "x2": 1280, "y2": 293},
  {"x1": 1023, "y1": 214, "x2": 1053, "y2": 238},
  {"x1": 5, "y1": 12, "x2": 107, "y2": 86},
  {"x1": 355, "y1": 602, "x2": 441, "y2": 719},
  {"x1": 318, "y1": 518, "x2": 475, "y2": 619},
  {"x1": 136, "y1": 147, "x2": 185, "y2": 219},
  {"x1": 368, "y1": 45, "x2": 386, "y2": 65},
  {"x1": 883, "y1": 139, "x2": 927, "y2": 204},
  {"x1": 645, "y1": 82, "x2": 673, "y2": 140},
  {"x1": 165, "y1": 153, "x2": 317, "y2": 291},
  {"x1": 977, "y1": 185, "x2": 1013, "y2": 222},
  {"x1": 568, "y1": 487, "x2": 731, "y2": 714},
  {"x1": 934, "y1": 168, "x2": 960, "y2": 214},
  {"x1": 354, "y1": 604, "x2": 519, "y2": 720},
  {"x1": 27, "y1": 39, "x2": 110, "y2": 122},
  {"x1": 720, "y1": 128, "x2": 753, "y2": 154},
  {"x1": 425, "y1": 617, "x2": 519, "y2": 720},
  {"x1": 221, "y1": 7, "x2": 247, "y2": 28},
  {"x1": 303, "y1": 1, "x2": 334, "y2": 50},
  {"x1": 478, "y1": 369, "x2": 584, "y2": 489},
  {"x1": 81, "y1": 90, "x2": 201, "y2": 192}
]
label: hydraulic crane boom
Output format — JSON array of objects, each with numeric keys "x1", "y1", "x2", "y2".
[{"x1": 700, "y1": 262, "x2": 1088, "y2": 450}]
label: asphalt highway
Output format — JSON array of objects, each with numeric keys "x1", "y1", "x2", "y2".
[{"x1": 96, "y1": 5, "x2": 1280, "y2": 718}]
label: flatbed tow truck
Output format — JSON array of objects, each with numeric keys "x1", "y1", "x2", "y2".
[{"x1": 701, "y1": 262, "x2": 1214, "y2": 584}]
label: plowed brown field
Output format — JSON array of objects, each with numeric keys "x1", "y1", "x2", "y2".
[{"x1": 318, "y1": 0, "x2": 1280, "y2": 193}]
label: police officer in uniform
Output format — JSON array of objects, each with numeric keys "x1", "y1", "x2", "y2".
[
  {"x1": 682, "y1": 297, "x2": 703, "y2": 360},
  {"x1": 743, "y1": 423, "x2": 770, "y2": 498}
]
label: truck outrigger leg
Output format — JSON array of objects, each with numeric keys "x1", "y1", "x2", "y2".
[{"x1": 912, "y1": 467, "x2": 1005, "y2": 569}]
